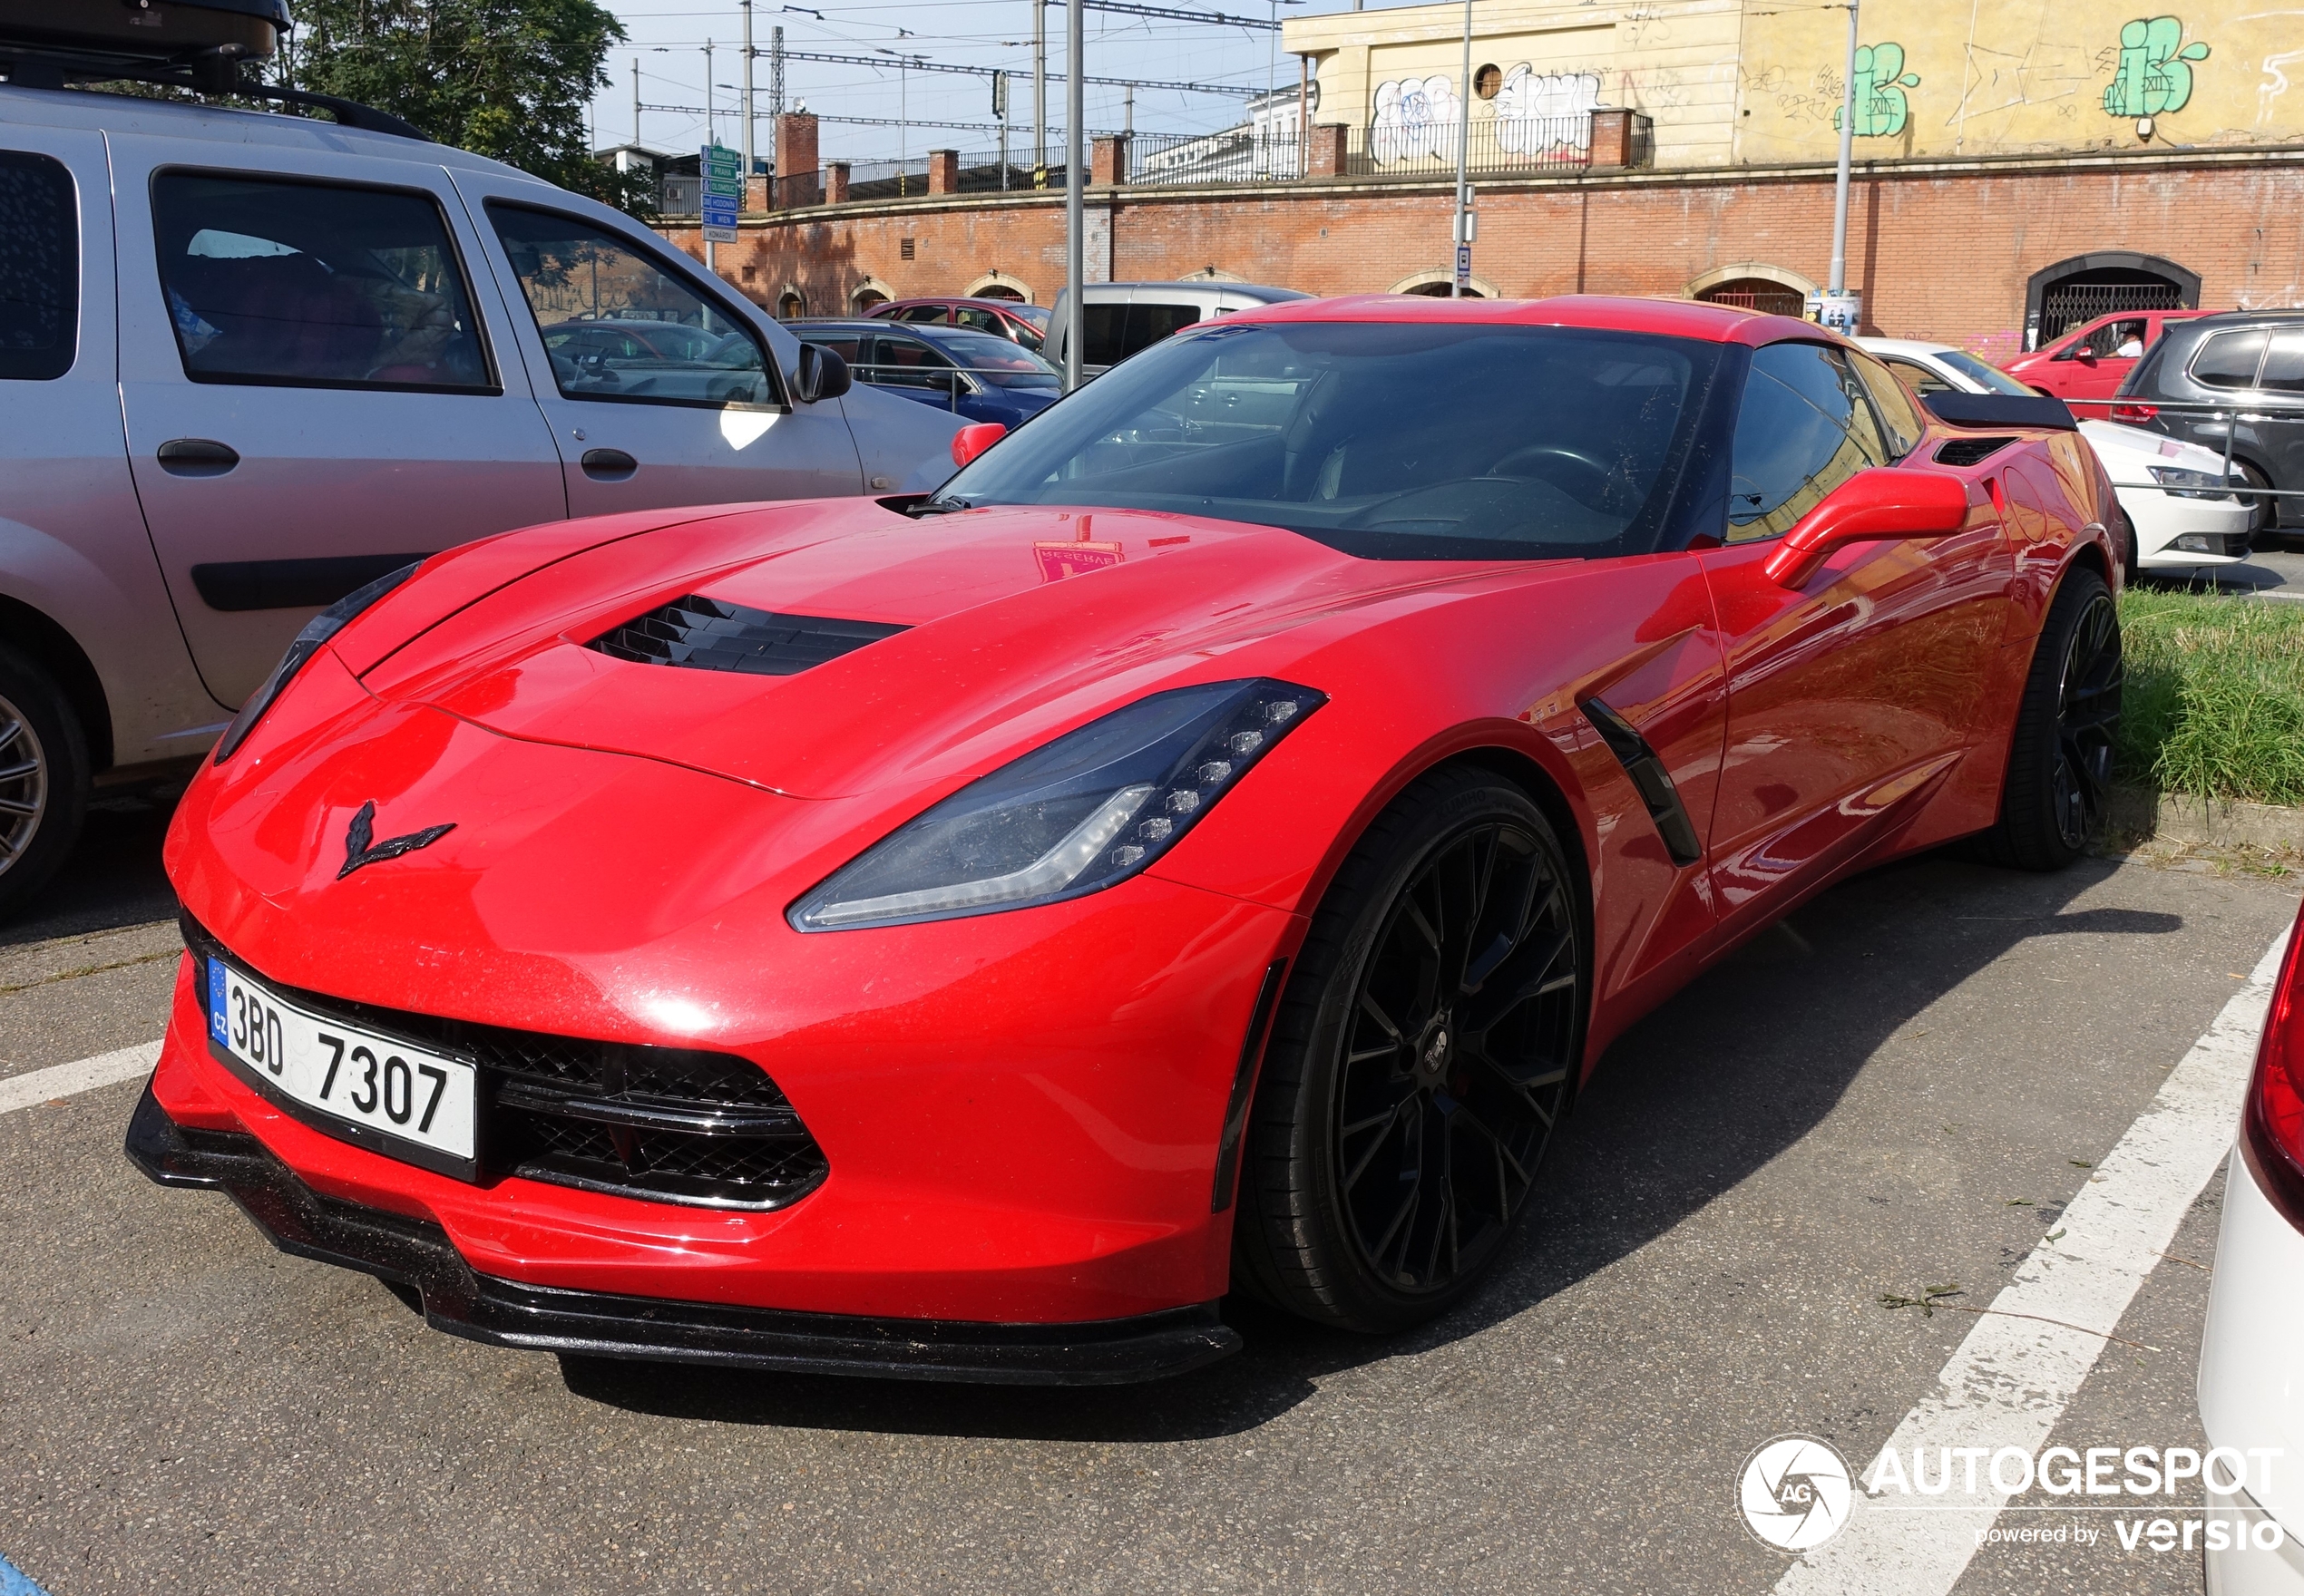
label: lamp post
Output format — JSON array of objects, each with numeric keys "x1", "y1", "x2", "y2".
[
  {"x1": 740, "y1": 0, "x2": 755, "y2": 204},
  {"x1": 1450, "y1": 0, "x2": 1472, "y2": 296},
  {"x1": 1821, "y1": 0, "x2": 1860, "y2": 332},
  {"x1": 874, "y1": 47, "x2": 915, "y2": 195},
  {"x1": 1065, "y1": 0, "x2": 1084, "y2": 390}
]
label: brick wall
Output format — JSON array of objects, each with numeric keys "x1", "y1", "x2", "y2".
[{"x1": 669, "y1": 148, "x2": 2304, "y2": 354}]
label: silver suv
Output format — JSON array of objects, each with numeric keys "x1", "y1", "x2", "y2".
[{"x1": 0, "y1": 83, "x2": 960, "y2": 916}]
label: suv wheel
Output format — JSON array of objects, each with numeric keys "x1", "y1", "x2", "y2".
[{"x1": 0, "y1": 644, "x2": 90, "y2": 920}]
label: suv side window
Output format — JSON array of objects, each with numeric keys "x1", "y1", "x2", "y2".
[
  {"x1": 152, "y1": 172, "x2": 493, "y2": 392},
  {"x1": 0, "y1": 151, "x2": 77, "y2": 382},
  {"x1": 488, "y1": 205, "x2": 779, "y2": 408},
  {"x1": 2190, "y1": 330, "x2": 2270, "y2": 391},
  {"x1": 2259, "y1": 331, "x2": 2304, "y2": 395},
  {"x1": 1128, "y1": 302, "x2": 1201, "y2": 355},
  {"x1": 1081, "y1": 302, "x2": 1128, "y2": 366},
  {"x1": 1726, "y1": 343, "x2": 1882, "y2": 543}
]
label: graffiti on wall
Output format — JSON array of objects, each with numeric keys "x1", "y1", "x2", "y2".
[
  {"x1": 2103, "y1": 15, "x2": 2211, "y2": 121},
  {"x1": 1371, "y1": 67, "x2": 1600, "y2": 163},
  {"x1": 1831, "y1": 43, "x2": 1920, "y2": 136}
]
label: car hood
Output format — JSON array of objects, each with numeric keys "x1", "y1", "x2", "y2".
[
  {"x1": 2079, "y1": 417, "x2": 2231, "y2": 472},
  {"x1": 357, "y1": 498, "x2": 1526, "y2": 800}
]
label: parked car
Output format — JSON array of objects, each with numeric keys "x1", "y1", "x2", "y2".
[
  {"x1": 788, "y1": 318, "x2": 1061, "y2": 430},
  {"x1": 2111, "y1": 311, "x2": 2304, "y2": 537},
  {"x1": 1860, "y1": 337, "x2": 2253, "y2": 571},
  {"x1": 138, "y1": 296, "x2": 2126, "y2": 1383},
  {"x1": 2199, "y1": 901, "x2": 2304, "y2": 1594},
  {"x1": 2001, "y1": 307, "x2": 2212, "y2": 401},
  {"x1": 1044, "y1": 280, "x2": 1313, "y2": 379},
  {"x1": 0, "y1": 79, "x2": 961, "y2": 918},
  {"x1": 865, "y1": 296, "x2": 1053, "y2": 352}
]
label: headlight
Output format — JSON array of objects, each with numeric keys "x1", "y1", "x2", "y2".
[
  {"x1": 2146, "y1": 464, "x2": 2233, "y2": 501},
  {"x1": 212, "y1": 561, "x2": 421, "y2": 764},
  {"x1": 790, "y1": 677, "x2": 1325, "y2": 931}
]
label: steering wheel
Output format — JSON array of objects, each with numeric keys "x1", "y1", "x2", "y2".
[{"x1": 1489, "y1": 444, "x2": 1614, "y2": 500}]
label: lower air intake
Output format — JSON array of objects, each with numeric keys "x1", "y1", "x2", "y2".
[{"x1": 591, "y1": 595, "x2": 905, "y2": 676}]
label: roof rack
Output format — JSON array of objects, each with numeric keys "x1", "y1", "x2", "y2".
[{"x1": 0, "y1": 0, "x2": 425, "y2": 141}]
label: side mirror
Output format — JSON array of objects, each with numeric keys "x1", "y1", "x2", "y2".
[
  {"x1": 951, "y1": 421, "x2": 1006, "y2": 468},
  {"x1": 795, "y1": 343, "x2": 852, "y2": 404},
  {"x1": 1762, "y1": 466, "x2": 1973, "y2": 589}
]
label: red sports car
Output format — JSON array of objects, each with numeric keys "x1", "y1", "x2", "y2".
[{"x1": 132, "y1": 296, "x2": 2124, "y2": 1384}]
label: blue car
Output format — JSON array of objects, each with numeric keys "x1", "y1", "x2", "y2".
[{"x1": 787, "y1": 318, "x2": 1061, "y2": 430}]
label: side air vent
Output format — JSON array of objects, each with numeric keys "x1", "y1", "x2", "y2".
[
  {"x1": 1580, "y1": 697, "x2": 1703, "y2": 866},
  {"x1": 1934, "y1": 436, "x2": 2017, "y2": 468},
  {"x1": 591, "y1": 595, "x2": 906, "y2": 676}
]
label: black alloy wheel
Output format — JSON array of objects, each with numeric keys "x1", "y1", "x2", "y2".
[
  {"x1": 1231, "y1": 768, "x2": 1586, "y2": 1333},
  {"x1": 2049, "y1": 586, "x2": 2124, "y2": 852},
  {"x1": 1980, "y1": 567, "x2": 2123, "y2": 871}
]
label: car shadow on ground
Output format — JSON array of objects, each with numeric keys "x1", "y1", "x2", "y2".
[
  {"x1": 0, "y1": 785, "x2": 185, "y2": 949},
  {"x1": 562, "y1": 850, "x2": 2178, "y2": 1443}
]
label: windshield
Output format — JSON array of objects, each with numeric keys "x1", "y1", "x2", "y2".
[
  {"x1": 935, "y1": 320, "x2": 1724, "y2": 560},
  {"x1": 938, "y1": 329, "x2": 1060, "y2": 387},
  {"x1": 1938, "y1": 349, "x2": 2035, "y2": 396}
]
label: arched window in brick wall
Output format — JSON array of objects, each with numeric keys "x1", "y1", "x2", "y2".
[{"x1": 1695, "y1": 277, "x2": 1807, "y2": 317}]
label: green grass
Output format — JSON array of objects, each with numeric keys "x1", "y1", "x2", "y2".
[{"x1": 2116, "y1": 589, "x2": 2304, "y2": 805}]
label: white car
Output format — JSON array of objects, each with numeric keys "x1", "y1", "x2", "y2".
[
  {"x1": 2199, "y1": 910, "x2": 2304, "y2": 1594},
  {"x1": 1859, "y1": 337, "x2": 2252, "y2": 573}
]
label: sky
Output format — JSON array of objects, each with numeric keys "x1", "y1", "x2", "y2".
[{"x1": 589, "y1": 0, "x2": 1364, "y2": 168}]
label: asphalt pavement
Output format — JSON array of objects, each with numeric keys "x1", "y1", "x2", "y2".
[{"x1": 2, "y1": 798, "x2": 2298, "y2": 1595}]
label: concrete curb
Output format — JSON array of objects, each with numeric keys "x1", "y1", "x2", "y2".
[{"x1": 2109, "y1": 784, "x2": 2304, "y2": 852}]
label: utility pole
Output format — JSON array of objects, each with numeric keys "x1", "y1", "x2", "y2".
[
  {"x1": 1822, "y1": 0, "x2": 1860, "y2": 331},
  {"x1": 631, "y1": 57, "x2": 641, "y2": 145},
  {"x1": 994, "y1": 70, "x2": 1010, "y2": 190},
  {"x1": 770, "y1": 25, "x2": 785, "y2": 114},
  {"x1": 1065, "y1": 0, "x2": 1084, "y2": 388},
  {"x1": 1450, "y1": 0, "x2": 1472, "y2": 296},
  {"x1": 704, "y1": 38, "x2": 716, "y2": 149},
  {"x1": 741, "y1": 0, "x2": 756, "y2": 202},
  {"x1": 1034, "y1": 0, "x2": 1048, "y2": 179}
]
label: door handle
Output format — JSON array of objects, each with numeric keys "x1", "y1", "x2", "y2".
[
  {"x1": 580, "y1": 448, "x2": 638, "y2": 480},
  {"x1": 157, "y1": 438, "x2": 239, "y2": 476}
]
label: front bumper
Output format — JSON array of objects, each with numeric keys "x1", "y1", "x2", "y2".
[
  {"x1": 2200, "y1": 1146, "x2": 2304, "y2": 1586},
  {"x1": 127, "y1": 1082, "x2": 1238, "y2": 1385},
  {"x1": 2122, "y1": 483, "x2": 2255, "y2": 569}
]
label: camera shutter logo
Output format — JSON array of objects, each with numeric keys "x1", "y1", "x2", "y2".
[{"x1": 1739, "y1": 1435, "x2": 1853, "y2": 1552}]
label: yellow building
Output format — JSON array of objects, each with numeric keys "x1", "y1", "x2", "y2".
[{"x1": 1284, "y1": 0, "x2": 2300, "y2": 170}]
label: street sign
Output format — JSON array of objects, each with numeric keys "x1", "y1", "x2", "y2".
[
  {"x1": 702, "y1": 142, "x2": 742, "y2": 241},
  {"x1": 1454, "y1": 243, "x2": 1472, "y2": 288}
]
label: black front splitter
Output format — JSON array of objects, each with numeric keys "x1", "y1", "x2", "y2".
[{"x1": 124, "y1": 1084, "x2": 1241, "y2": 1386}]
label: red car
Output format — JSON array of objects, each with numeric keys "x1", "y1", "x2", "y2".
[
  {"x1": 132, "y1": 296, "x2": 2124, "y2": 1383},
  {"x1": 867, "y1": 296, "x2": 1052, "y2": 352},
  {"x1": 2002, "y1": 307, "x2": 2212, "y2": 401}
]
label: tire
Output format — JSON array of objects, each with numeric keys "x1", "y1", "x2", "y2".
[
  {"x1": 1979, "y1": 567, "x2": 2123, "y2": 871},
  {"x1": 1230, "y1": 767, "x2": 1586, "y2": 1333},
  {"x1": 2231, "y1": 460, "x2": 2277, "y2": 542},
  {"x1": 2112, "y1": 504, "x2": 2138, "y2": 587},
  {"x1": 0, "y1": 642, "x2": 89, "y2": 921}
]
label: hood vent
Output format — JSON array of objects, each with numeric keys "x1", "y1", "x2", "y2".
[
  {"x1": 1933, "y1": 436, "x2": 2017, "y2": 468},
  {"x1": 590, "y1": 596, "x2": 907, "y2": 677}
]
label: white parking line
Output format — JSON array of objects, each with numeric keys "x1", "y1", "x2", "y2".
[
  {"x1": 1773, "y1": 925, "x2": 2293, "y2": 1595},
  {"x1": 0, "y1": 1041, "x2": 162, "y2": 1117}
]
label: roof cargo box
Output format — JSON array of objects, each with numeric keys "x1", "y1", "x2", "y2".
[{"x1": 0, "y1": 0, "x2": 288, "y2": 69}]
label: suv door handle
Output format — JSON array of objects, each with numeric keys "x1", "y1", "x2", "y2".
[
  {"x1": 580, "y1": 448, "x2": 638, "y2": 479},
  {"x1": 157, "y1": 439, "x2": 239, "y2": 476}
]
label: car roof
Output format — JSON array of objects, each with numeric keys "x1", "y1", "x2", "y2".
[
  {"x1": 1854, "y1": 337, "x2": 1961, "y2": 360},
  {"x1": 877, "y1": 297, "x2": 1034, "y2": 310},
  {"x1": 0, "y1": 82, "x2": 530, "y2": 180},
  {"x1": 1229, "y1": 293, "x2": 1830, "y2": 347}
]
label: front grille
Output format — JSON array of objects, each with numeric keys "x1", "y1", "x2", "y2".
[
  {"x1": 182, "y1": 916, "x2": 828, "y2": 1211},
  {"x1": 1935, "y1": 436, "x2": 2017, "y2": 467},
  {"x1": 590, "y1": 595, "x2": 905, "y2": 676}
]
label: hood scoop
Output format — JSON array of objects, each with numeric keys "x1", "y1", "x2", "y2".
[{"x1": 589, "y1": 595, "x2": 907, "y2": 677}]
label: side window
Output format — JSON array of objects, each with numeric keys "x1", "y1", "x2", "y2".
[
  {"x1": 1126, "y1": 302, "x2": 1202, "y2": 357},
  {"x1": 1884, "y1": 357, "x2": 1953, "y2": 397},
  {"x1": 896, "y1": 304, "x2": 949, "y2": 325},
  {"x1": 2258, "y1": 332, "x2": 2304, "y2": 395},
  {"x1": 2079, "y1": 317, "x2": 2149, "y2": 359},
  {"x1": 1847, "y1": 349, "x2": 1925, "y2": 460},
  {"x1": 954, "y1": 305, "x2": 1002, "y2": 335},
  {"x1": 795, "y1": 332, "x2": 862, "y2": 366},
  {"x1": 152, "y1": 172, "x2": 493, "y2": 392},
  {"x1": 2191, "y1": 330, "x2": 2269, "y2": 391},
  {"x1": 0, "y1": 151, "x2": 77, "y2": 382},
  {"x1": 489, "y1": 205, "x2": 777, "y2": 408},
  {"x1": 866, "y1": 333, "x2": 957, "y2": 393},
  {"x1": 1081, "y1": 303, "x2": 1128, "y2": 366},
  {"x1": 1725, "y1": 343, "x2": 1883, "y2": 543}
]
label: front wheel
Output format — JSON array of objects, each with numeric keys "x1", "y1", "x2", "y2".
[
  {"x1": 1230, "y1": 768, "x2": 1586, "y2": 1333},
  {"x1": 0, "y1": 642, "x2": 90, "y2": 920},
  {"x1": 1980, "y1": 567, "x2": 2123, "y2": 871}
]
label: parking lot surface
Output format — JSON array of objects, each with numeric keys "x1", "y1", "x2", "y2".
[{"x1": 2, "y1": 804, "x2": 2296, "y2": 1595}]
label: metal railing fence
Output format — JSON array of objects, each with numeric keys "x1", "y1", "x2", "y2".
[
  {"x1": 1345, "y1": 113, "x2": 1590, "y2": 179},
  {"x1": 1129, "y1": 129, "x2": 1304, "y2": 185},
  {"x1": 2064, "y1": 395, "x2": 2304, "y2": 503}
]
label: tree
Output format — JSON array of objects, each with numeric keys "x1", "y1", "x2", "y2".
[{"x1": 274, "y1": 0, "x2": 652, "y2": 217}]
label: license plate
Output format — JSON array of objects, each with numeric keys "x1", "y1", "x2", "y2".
[{"x1": 205, "y1": 957, "x2": 478, "y2": 1181}]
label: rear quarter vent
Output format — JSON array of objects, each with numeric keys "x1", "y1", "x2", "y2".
[{"x1": 1934, "y1": 436, "x2": 2018, "y2": 468}]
